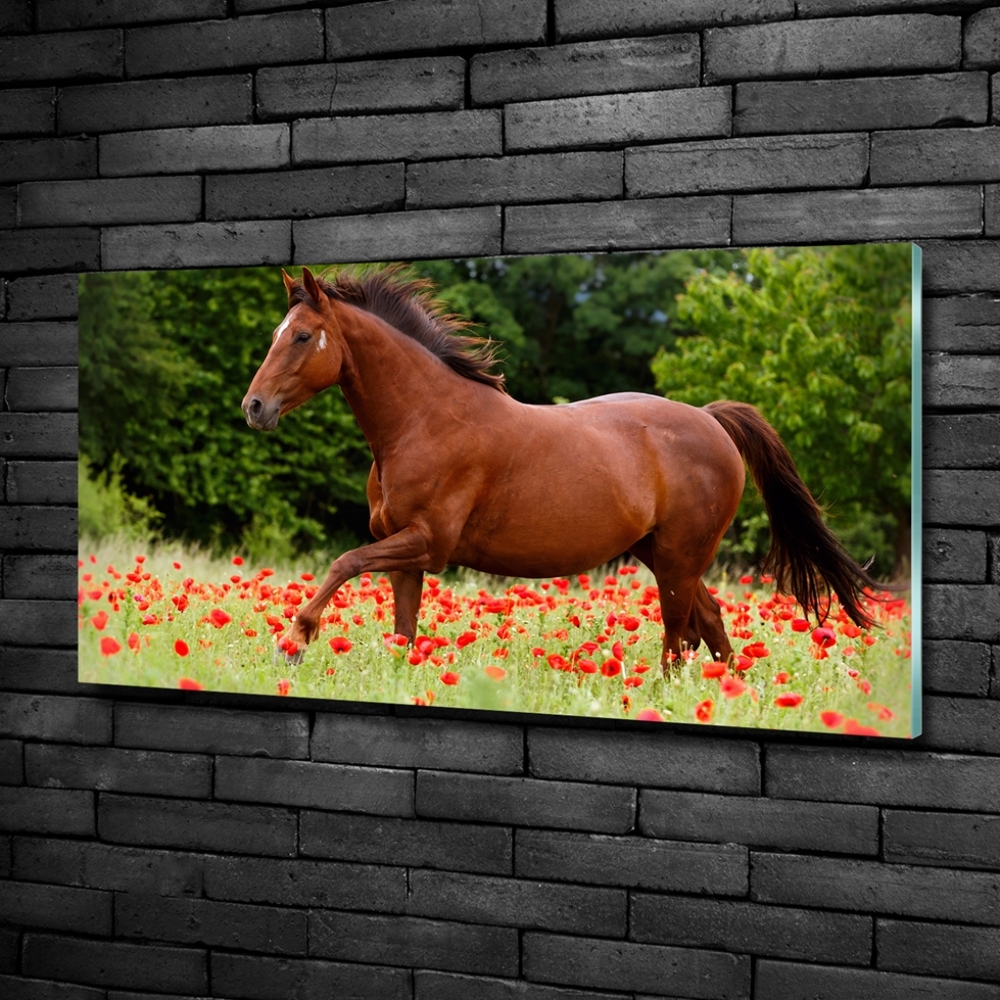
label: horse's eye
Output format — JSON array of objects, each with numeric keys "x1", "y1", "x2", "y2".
[{"x1": 295, "y1": 332, "x2": 311, "y2": 343}]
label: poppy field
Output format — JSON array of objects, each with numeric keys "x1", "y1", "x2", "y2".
[{"x1": 78, "y1": 541, "x2": 913, "y2": 737}]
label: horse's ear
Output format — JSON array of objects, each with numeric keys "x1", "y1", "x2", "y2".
[
  {"x1": 281, "y1": 268, "x2": 296, "y2": 302},
  {"x1": 301, "y1": 266, "x2": 324, "y2": 307}
]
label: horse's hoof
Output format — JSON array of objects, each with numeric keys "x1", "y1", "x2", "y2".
[{"x1": 274, "y1": 645, "x2": 305, "y2": 667}]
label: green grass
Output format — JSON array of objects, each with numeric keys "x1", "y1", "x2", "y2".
[{"x1": 79, "y1": 536, "x2": 914, "y2": 737}]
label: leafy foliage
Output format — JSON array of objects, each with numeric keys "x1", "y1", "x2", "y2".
[{"x1": 651, "y1": 244, "x2": 912, "y2": 576}]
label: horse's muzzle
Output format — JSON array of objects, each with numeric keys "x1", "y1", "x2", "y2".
[{"x1": 242, "y1": 394, "x2": 280, "y2": 431}]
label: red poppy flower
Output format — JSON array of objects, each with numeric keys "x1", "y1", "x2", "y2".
[
  {"x1": 600, "y1": 658, "x2": 622, "y2": 677},
  {"x1": 456, "y1": 631, "x2": 478, "y2": 649},
  {"x1": 623, "y1": 676, "x2": 643, "y2": 688},
  {"x1": 695, "y1": 699, "x2": 714, "y2": 722},
  {"x1": 178, "y1": 677, "x2": 203, "y2": 690},
  {"x1": 844, "y1": 718, "x2": 881, "y2": 736},
  {"x1": 329, "y1": 636, "x2": 353, "y2": 654},
  {"x1": 612, "y1": 640, "x2": 625, "y2": 661},
  {"x1": 820, "y1": 710, "x2": 845, "y2": 729},
  {"x1": 485, "y1": 666, "x2": 506, "y2": 681},
  {"x1": 407, "y1": 649, "x2": 424, "y2": 665},
  {"x1": 720, "y1": 674, "x2": 746, "y2": 699},
  {"x1": 811, "y1": 627, "x2": 836, "y2": 648},
  {"x1": 127, "y1": 632, "x2": 140, "y2": 651},
  {"x1": 278, "y1": 637, "x2": 298, "y2": 657},
  {"x1": 99, "y1": 636, "x2": 121, "y2": 656},
  {"x1": 232, "y1": 556, "x2": 244, "y2": 566},
  {"x1": 547, "y1": 653, "x2": 570, "y2": 671},
  {"x1": 620, "y1": 615, "x2": 640, "y2": 632},
  {"x1": 209, "y1": 608, "x2": 232, "y2": 629},
  {"x1": 91, "y1": 611, "x2": 109, "y2": 630},
  {"x1": 277, "y1": 679, "x2": 290, "y2": 696},
  {"x1": 439, "y1": 671, "x2": 460, "y2": 685},
  {"x1": 775, "y1": 692, "x2": 803, "y2": 708},
  {"x1": 790, "y1": 618, "x2": 810, "y2": 632},
  {"x1": 636, "y1": 708, "x2": 665, "y2": 722},
  {"x1": 578, "y1": 658, "x2": 598, "y2": 674},
  {"x1": 734, "y1": 654, "x2": 754, "y2": 672},
  {"x1": 173, "y1": 639, "x2": 189, "y2": 657},
  {"x1": 702, "y1": 661, "x2": 726, "y2": 679},
  {"x1": 773, "y1": 672, "x2": 790, "y2": 685}
]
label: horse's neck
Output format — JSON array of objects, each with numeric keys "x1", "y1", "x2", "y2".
[{"x1": 335, "y1": 304, "x2": 462, "y2": 461}]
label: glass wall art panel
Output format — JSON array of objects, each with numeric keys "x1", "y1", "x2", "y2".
[{"x1": 78, "y1": 244, "x2": 921, "y2": 736}]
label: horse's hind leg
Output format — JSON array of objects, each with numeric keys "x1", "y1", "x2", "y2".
[
  {"x1": 390, "y1": 569, "x2": 423, "y2": 640},
  {"x1": 690, "y1": 582, "x2": 733, "y2": 664}
]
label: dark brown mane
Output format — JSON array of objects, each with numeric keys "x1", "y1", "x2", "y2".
[{"x1": 289, "y1": 265, "x2": 506, "y2": 392}]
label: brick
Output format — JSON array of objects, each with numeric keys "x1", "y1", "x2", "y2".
[
  {"x1": 414, "y1": 972, "x2": 624, "y2": 1000},
  {"x1": 59, "y1": 75, "x2": 252, "y2": 134},
  {"x1": 6, "y1": 368, "x2": 77, "y2": 411},
  {"x1": 752, "y1": 852, "x2": 1000, "y2": 925},
  {"x1": 927, "y1": 472, "x2": 1000, "y2": 527},
  {"x1": 406, "y1": 870, "x2": 627, "y2": 937},
  {"x1": 23, "y1": 934, "x2": 206, "y2": 993},
  {"x1": 923, "y1": 640, "x2": 991, "y2": 695},
  {"x1": 300, "y1": 810, "x2": 513, "y2": 874},
  {"x1": 6, "y1": 276, "x2": 78, "y2": 321},
  {"x1": 312, "y1": 712, "x2": 522, "y2": 774},
  {"x1": 0, "y1": 185, "x2": 13, "y2": 227},
  {"x1": 924, "y1": 295, "x2": 1000, "y2": 353},
  {"x1": 293, "y1": 109, "x2": 501, "y2": 166},
  {"x1": 0, "y1": 137, "x2": 96, "y2": 185},
  {"x1": 310, "y1": 910, "x2": 519, "y2": 976},
  {"x1": 0, "y1": 30, "x2": 122, "y2": 85},
  {"x1": 0, "y1": 740, "x2": 21, "y2": 784},
  {"x1": 126, "y1": 11, "x2": 321, "y2": 77},
  {"x1": 0, "y1": 787, "x2": 94, "y2": 835},
  {"x1": 766, "y1": 745, "x2": 1000, "y2": 812},
  {"x1": 924, "y1": 527, "x2": 987, "y2": 581},
  {"x1": 705, "y1": 15, "x2": 961, "y2": 85},
  {"x1": 0, "y1": 0, "x2": 30, "y2": 32},
  {"x1": 924, "y1": 240, "x2": 1000, "y2": 294},
  {"x1": 99, "y1": 793, "x2": 297, "y2": 856},
  {"x1": 504, "y1": 196, "x2": 731, "y2": 254},
  {"x1": 0, "y1": 600, "x2": 76, "y2": 645},
  {"x1": 0, "y1": 880, "x2": 111, "y2": 934},
  {"x1": 294, "y1": 205, "x2": 501, "y2": 263},
  {"x1": 25, "y1": 744, "x2": 212, "y2": 798},
  {"x1": 19, "y1": 176, "x2": 201, "y2": 228},
  {"x1": 0, "y1": 693, "x2": 111, "y2": 744},
  {"x1": 756, "y1": 959, "x2": 1000, "y2": 1000},
  {"x1": 13, "y1": 836, "x2": 203, "y2": 896},
  {"x1": 0, "y1": 228, "x2": 99, "y2": 275},
  {"x1": 472, "y1": 35, "x2": 699, "y2": 107},
  {"x1": 631, "y1": 894, "x2": 871, "y2": 965},
  {"x1": 885, "y1": 809, "x2": 1000, "y2": 870},
  {"x1": 878, "y1": 919, "x2": 1000, "y2": 981},
  {"x1": 116, "y1": 894, "x2": 306, "y2": 954},
  {"x1": 639, "y1": 789, "x2": 877, "y2": 855},
  {"x1": 966, "y1": 7, "x2": 1000, "y2": 70},
  {"x1": 988, "y1": 183, "x2": 999, "y2": 236},
  {"x1": 257, "y1": 56, "x2": 465, "y2": 120},
  {"x1": 0, "y1": 647, "x2": 79, "y2": 693},
  {"x1": 205, "y1": 163, "x2": 402, "y2": 221},
  {"x1": 926, "y1": 415, "x2": 1000, "y2": 468},
  {"x1": 0, "y1": 507, "x2": 76, "y2": 549},
  {"x1": 516, "y1": 828, "x2": 747, "y2": 895},
  {"x1": 627, "y1": 133, "x2": 867, "y2": 197},
  {"x1": 927, "y1": 353, "x2": 1000, "y2": 407},
  {"x1": 328, "y1": 0, "x2": 545, "y2": 59},
  {"x1": 115, "y1": 703, "x2": 309, "y2": 757},
  {"x1": 408, "y1": 151, "x2": 621, "y2": 209},
  {"x1": 211, "y1": 953, "x2": 410, "y2": 1000},
  {"x1": 800, "y1": 0, "x2": 967, "y2": 13},
  {"x1": 102, "y1": 220, "x2": 291, "y2": 271},
  {"x1": 921, "y1": 695, "x2": 1000, "y2": 753},
  {"x1": 202, "y1": 853, "x2": 406, "y2": 910},
  {"x1": 100, "y1": 123, "x2": 288, "y2": 177},
  {"x1": 417, "y1": 771, "x2": 635, "y2": 833},
  {"x1": 6, "y1": 465, "x2": 77, "y2": 505},
  {"x1": 0, "y1": 88, "x2": 55, "y2": 136},
  {"x1": 734, "y1": 186, "x2": 981, "y2": 244},
  {"x1": 925, "y1": 583, "x2": 1000, "y2": 639},
  {"x1": 556, "y1": 0, "x2": 793, "y2": 42},
  {"x1": 37, "y1": 0, "x2": 227, "y2": 29},
  {"x1": 528, "y1": 726, "x2": 759, "y2": 793},
  {"x1": 873, "y1": 127, "x2": 1000, "y2": 186},
  {"x1": 523, "y1": 932, "x2": 749, "y2": 998},
  {"x1": 0, "y1": 928, "x2": 15, "y2": 972},
  {"x1": 735, "y1": 72, "x2": 989, "y2": 135},
  {"x1": 505, "y1": 86, "x2": 731, "y2": 153},
  {"x1": 215, "y1": 755, "x2": 414, "y2": 816},
  {"x1": 4, "y1": 554, "x2": 76, "y2": 598},
  {"x1": 0, "y1": 322, "x2": 76, "y2": 365},
  {"x1": 0, "y1": 976, "x2": 105, "y2": 1000}
]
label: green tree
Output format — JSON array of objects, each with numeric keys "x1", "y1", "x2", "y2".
[{"x1": 651, "y1": 245, "x2": 912, "y2": 577}]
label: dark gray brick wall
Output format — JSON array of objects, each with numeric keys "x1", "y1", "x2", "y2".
[{"x1": 1, "y1": 3, "x2": 998, "y2": 998}]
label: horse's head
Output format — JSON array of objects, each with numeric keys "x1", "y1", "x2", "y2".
[{"x1": 242, "y1": 267, "x2": 343, "y2": 431}]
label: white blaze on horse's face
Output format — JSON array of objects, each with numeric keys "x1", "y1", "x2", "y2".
[
  {"x1": 318, "y1": 329, "x2": 327, "y2": 352},
  {"x1": 273, "y1": 315, "x2": 291, "y2": 344}
]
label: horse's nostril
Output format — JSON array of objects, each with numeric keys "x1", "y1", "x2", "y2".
[{"x1": 247, "y1": 397, "x2": 263, "y2": 419}]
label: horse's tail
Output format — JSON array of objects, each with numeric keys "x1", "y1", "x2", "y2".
[{"x1": 704, "y1": 399, "x2": 880, "y2": 629}]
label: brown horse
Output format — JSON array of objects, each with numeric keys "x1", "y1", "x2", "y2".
[{"x1": 242, "y1": 265, "x2": 879, "y2": 672}]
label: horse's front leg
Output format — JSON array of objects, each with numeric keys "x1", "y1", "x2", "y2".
[
  {"x1": 281, "y1": 524, "x2": 433, "y2": 661},
  {"x1": 389, "y1": 570, "x2": 423, "y2": 641}
]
